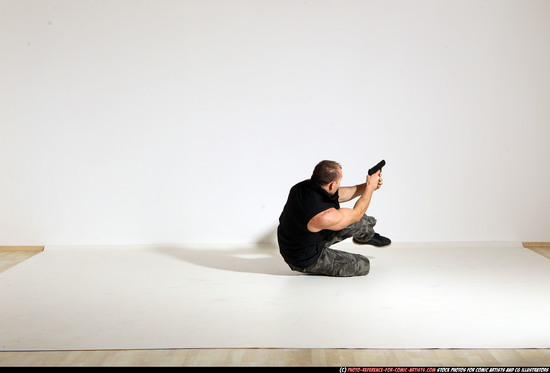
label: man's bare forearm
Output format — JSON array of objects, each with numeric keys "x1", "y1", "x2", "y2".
[
  {"x1": 352, "y1": 183, "x2": 367, "y2": 199},
  {"x1": 349, "y1": 171, "x2": 381, "y2": 220},
  {"x1": 351, "y1": 186, "x2": 373, "y2": 222},
  {"x1": 339, "y1": 171, "x2": 382, "y2": 203},
  {"x1": 339, "y1": 183, "x2": 366, "y2": 203}
]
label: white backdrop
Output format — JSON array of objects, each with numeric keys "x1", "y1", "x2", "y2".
[{"x1": 1, "y1": 0, "x2": 549, "y2": 245}]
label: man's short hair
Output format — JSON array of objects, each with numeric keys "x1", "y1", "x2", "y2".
[{"x1": 311, "y1": 160, "x2": 342, "y2": 186}]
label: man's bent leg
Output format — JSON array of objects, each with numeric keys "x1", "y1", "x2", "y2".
[
  {"x1": 287, "y1": 215, "x2": 375, "y2": 277},
  {"x1": 325, "y1": 215, "x2": 377, "y2": 247},
  {"x1": 297, "y1": 247, "x2": 370, "y2": 277}
]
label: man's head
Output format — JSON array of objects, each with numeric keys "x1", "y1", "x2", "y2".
[{"x1": 311, "y1": 160, "x2": 342, "y2": 195}]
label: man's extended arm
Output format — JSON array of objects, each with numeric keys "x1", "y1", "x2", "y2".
[
  {"x1": 307, "y1": 171, "x2": 381, "y2": 233},
  {"x1": 338, "y1": 183, "x2": 366, "y2": 203},
  {"x1": 339, "y1": 173, "x2": 382, "y2": 203}
]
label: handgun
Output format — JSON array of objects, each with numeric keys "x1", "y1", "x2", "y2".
[{"x1": 368, "y1": 160, "x2": 386, "y2": 175}]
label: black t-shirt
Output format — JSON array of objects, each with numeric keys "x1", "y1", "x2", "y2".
[{"x1": 277, "y1": 179, "x2": 340, "y2": 268}]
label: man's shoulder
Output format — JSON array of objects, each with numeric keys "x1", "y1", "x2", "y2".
[
  {"x1": 289, "y1": 179, "x2": 314, "y2": 195},
  {"x1": 292, "y1": 179, "x2": 312, "y2": 188}
]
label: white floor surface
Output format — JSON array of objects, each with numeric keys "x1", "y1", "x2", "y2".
[{"x1": 1, "y1": 242, "x2": 549, "y2": 351}]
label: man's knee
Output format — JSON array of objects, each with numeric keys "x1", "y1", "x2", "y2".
[
  {"x1": 360, "y1": 215, "x2": 377, "y2": 226},
  {"x1": 351, "y1": 255, "x2": 370, "y2": 276},
  {"x1": 356, "y1": 255, "x2": 370, "y2": 276}
]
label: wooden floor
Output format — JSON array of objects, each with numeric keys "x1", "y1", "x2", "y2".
[
  {"x1": 1, "y1": 247, "x2": 549, "y2": 367},
  {"x1": 1, "y1": 348, "x2": 550, "y2": 367}
]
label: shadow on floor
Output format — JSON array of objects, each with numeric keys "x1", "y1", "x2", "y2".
[{"x1": 152, "y1": 244, "x2": 300, "y2": 276}]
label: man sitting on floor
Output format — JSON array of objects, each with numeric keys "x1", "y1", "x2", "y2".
[{"x1": 277, "y1": 160, "x2": 391, "y2": 277}]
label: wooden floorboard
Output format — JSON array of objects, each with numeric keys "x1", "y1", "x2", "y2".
[
  {"x1": 0, "y1": 250, "x2": 43, "y2": 273},
  {"x1": 1, "y1": 348, "x2": 550, "y2": 366},
  {"x1": 522, "y1": 243, "x2": 550, "y2": 260},
  {"x1": 1, "y1": 250, "x2": 549, "y2": 367},
  {"x1": 0, "y1": 246, "x2": 44, "y2": 252}
]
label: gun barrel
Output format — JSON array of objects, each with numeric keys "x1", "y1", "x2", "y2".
[{"x1": 368, "y1": 160, "x2": 386, "y2": 175}]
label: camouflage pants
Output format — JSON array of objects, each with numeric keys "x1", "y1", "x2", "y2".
[{"x1": 289, "y1": 215, "x2": 377, "y2": 277}]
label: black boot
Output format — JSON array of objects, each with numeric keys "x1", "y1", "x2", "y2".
[{"x1": 353, "y1": 233, "x2": 391, "y2": 247}]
